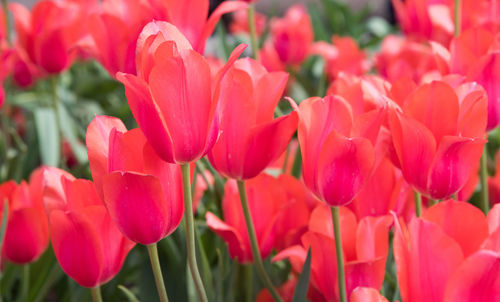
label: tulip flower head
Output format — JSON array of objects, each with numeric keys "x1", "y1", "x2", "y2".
[
  {"x1": 43, "y1": 168, "x2": 135, "y2": 288},
  {"x1": 207, "y1": 57, "x2": 298, "y2": 180},
  {"x1": 117, "y1": 21, "x2": 246, "y2": 164},
  {"x1": 389, "y1": 80, "x2": 487, "y2": 199},
  {"x1": 86, "y1": 115, "x2": 184, "y2": 245}
]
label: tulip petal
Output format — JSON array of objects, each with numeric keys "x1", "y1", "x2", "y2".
[
  {"x1": 356, "y1": 215, "x2": 393, "y2": 261},
  {"x1": 206, "y1": 212, "x2": 249, "y2": 262},
  {"x1": 444, "y1": 250, "x2": 500, "y2": 302},
  {"x1": 242, "y1": 112, "x2": 298, "y2": 179},
  {"x1": 254, "y1": 71, "x2": 289, "y2": 123},
  {"x1": 49, "y1": 209, "x2": 103, "y2": 288},
  {"x1": 423, "y1": 200, "x2": 489, "y2": 257},
  {"x1": 317, "y1": 131, "x2": 374, "y2": 206},
  {"x1": 116, "y1": 73, "x2": 176, "y2": 163},
  {"x1": 350, "y1": 287, "x2": 389, "y2": 302},
  {"x1": 389, "y1": 109, "x2": 436, "y2": 194},
  {"x1": 428, "y1": 136, "x2": 485, "y2": 199},
  {"x1": 101, "y1": 172, "x2": 170, "y2": 245}
]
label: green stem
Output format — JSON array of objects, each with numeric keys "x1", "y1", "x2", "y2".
[
  {"x1": 248, "y1": 4, "x2": 260, "y2": 61},
  {"x1": 414, "y1": 191, "x2": 422, "y2": 217},
  {"x1": 90, "y1": 286, "x2": 102, "y2": 302},
  {"x1": 181, "y1": 164, "x2": 208, "y2": 302},
  {"x1": 50, "y1": 76, "x2": 63, "y2": 167},
  {"x1": 454, "y1": 0, "x2": 461, "y2": 37},
  {"x1": 480, "y1": 148, "x2": 490, "y2": 214},
  {"x1": 1, "y1": 0, "x2": 11, "y2": 46},
  {"x1": 236, "y1": 180, "x2": 282, "y2": 302},
  {"x1": 244, "y1": 265, "x2": 253, "y2": 302},
  {"x1": 18, "y1": 265, "x2": 29, "y2": 302},
  {"x1": 331, "y1": 207, "x2": 347, "y2": 302},
  {"x1": 281, "y1": 145, "x2": 290, "y2": 173},
  {"x1": 147, "y1": 243, "x2": 169, "y2": 302}
]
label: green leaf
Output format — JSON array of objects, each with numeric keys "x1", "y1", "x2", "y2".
[
  {"x1": 0, "y1": 201, "x2": 8, "y2": 258},
  {"x1": 34, "y1": 108, "x2": 60, "y2": 167},
  {"x1": 118, "y1": 285, "x2": 140, "y2": 302},
  {"x1": 292, "y1": 248, "x2": 312, "y2": 302},
  {"x1": 58, "y1": 103, "x2": 88, "y2": 164}
]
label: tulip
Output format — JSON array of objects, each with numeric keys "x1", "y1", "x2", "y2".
[
  {"x1": 393, "y1": 200, "x2": 490, "y2": 302},
  {"x1": 86, "y1": 115, "x2": 183, "y2": 302},
  {"x1": 0, "y1": 178, "x2": 48, "y2": 264},
  {"x1": 117, "y1": 21, "x2": 245, "y2": 164},
  {"x1": 259, "y1": 5, "x2": 313, "y2": 69},
  {"x1": 9, "y1": 0, "x2": 89, "y2": 74},
  {"x1": 297, "y1": 95, "x2": 382, "y2": 206},
  {"x1": 86, "y1": 115, "x2": 184, "y2": 246},
  {"x1": 43, "y1": 168, "x2": 135, "y2": 289},
  {"x1": 229, "y1": 9, "x2": 266, "y2": 37},
  {"x1": 274, "y1": 205, "x2": 392, "y2": 302},
  {"x1": 207, "y1": 57, "x2": 297, "y2": 179},
  {"x1": 388, "y1": 80, "x2": 487, "y2": 200}
]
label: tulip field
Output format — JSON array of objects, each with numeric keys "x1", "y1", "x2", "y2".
[{"x1": 1, "y1": 0, "x2": 500, "y2": 301}]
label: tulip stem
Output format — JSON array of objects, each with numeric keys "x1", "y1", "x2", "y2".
[
  {"x1": 480, "y1": 148, "x2": 490, "y2": 214},
  {"x1": 331, "y1": 207, "x2": 347, "y2": 302},
  {"x1": 236, "y1": 180, "x2": 282, "y2": 302},
  {"x1": 248, "y1": 4, "x2": 260, "y2": 61},
  {"x1": 147, "y1": 243, "x2": 169, "y2": 302},
  {"x1": 18, "y1": 265, "x2": 29, "y2": 302},
  {"x1": 50, "y1": 76, "x2": 63, "y2": 167},
  {"x1": 90, "y1": 286, "x2": 102, "y2": 302},
  {"x1": 181, "y1": 164, "x2": 209, "y2": 302},
  {"x1": 454, "y1": 0, "x2": 461, "y2": 37},
  {"x1": 414, "y1": 191, "x2": 422, "y2": 217}
]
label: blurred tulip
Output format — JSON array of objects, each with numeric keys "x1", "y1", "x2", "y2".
[
  {"x1": 207, "y1": 58, "x2": 297, "y2": 179},
  {"x1": 43, "y1": 168, "x2": 135, "y2": 288},
  {"x1": 86, "y1": 115, "x2": 184, "y2": 245},
  {"x1": 206, "y1": 174, "x2": 290, "y2": 263},
  {"x1": 229, "y1": 9, "x2": 266, "y2": 36},
  {"x1": 297, "y1": 95, "x2": 383, "y2": 206},
  {"x1": 274, "y1": 205, "x2": 392, "y2": 301},
  {"x1": 393, "y1": 200, "x2": 490, "y2": 302},
  {"x1": 9, "y1": 0, "x2": 89, "y2": 74},
  {"x1": 0, "y1": 171, "x2": 49, "y2": 264},
  {"x1": 260, "y1": 5, "x2": 313, "y2": 69},
  {"x1": 117, "y1": 21, "x2": 245, "y2": 164},
  {"x1": 350, "y1": 287, "x2": 388, "y2": 302},
  {"x1": 389, "y1": 80, "x2": 487, "y2": 199}
]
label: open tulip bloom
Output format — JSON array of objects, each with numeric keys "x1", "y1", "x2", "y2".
[{"x1": 4, "y1": 0, "x2": 500, "y2": 302}]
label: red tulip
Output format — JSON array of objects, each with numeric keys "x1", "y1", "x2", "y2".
[
  {"x1": 274, "y1": 205, "x2": 392, "y2": 302},
  {"x1": 9, "y1": 0, "x2": 89, "y2": 74},
  {"x1": 393, "y1": 200, "x2": 490, "y2": 302},
  {"x1": 229, "y1": 9, "x2": 267, "y2": 37},
  {"x1": 0, "y1": 169, "x2": 49, "y2": 264},
  {"x1": 86, "y1": 115, "x2": 184, "y2": 245},
  {"x1": 297, "y1": 95, "x2": 383, "y2": 206},
  {"x1": 43, "y1": 168, "x2": 135, "y2": 288},
  {"x1": 260, "y1": 5, "x2": 313, "y2": 68},
  {"x1": 206, "y1": 174, "x2": 290, "y2": 263},
  {"x1": 117, "y1": 21, "x2": 246, "y2": 164},
  {"x1": 207, "y1": 57, "x2": 297, "y2": 179},
  {"x1": 388, "y1": 80, "x2": 487, "y2": 199},
  {"x1": 350, "y1": 287, "x2": 388, "y2": 302}
]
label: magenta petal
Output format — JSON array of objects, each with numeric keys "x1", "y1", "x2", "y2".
[
  {"x1": 101, "y1": 172, "x2": 170, "y2": 245},
  {"x1": 205, "y1": 212, "x2": 249, "y2": 262}
]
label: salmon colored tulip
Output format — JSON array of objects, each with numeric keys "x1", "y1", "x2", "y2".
[
  {"x1": 9, "y1": 0, "x2": 89, "y2": 74},
  {"x1": 311, "y1": 37, "x2": 369, "y2": 80},
  {"x1": 207, "y1": 58, "x2": 297, "y2": 179},
  {"x1": 349, "y1": 287, "x2": 388, "y2": 302},
  {"x1": 206, "y1": 173, "x2": 299, "y2": 263},
  {"x1": 388, "y1": 80, "x2": 487, "y2": 199},
  {"x1": 393, "y1": 200, "x2": 490, "y2": 302},
  {"x1": 297, "y1": 95, "x2": 383, "y2": 206},
  {"x1": 86, "y1": 115, "x2": 184, "y2": 245},
  {"x1": 229, "y1": 9, "x2": 266, "y2": 36},
  {"x1": 274, "y1": 205, "x2": 392, "y2": 302},
  {"x1": 259, "y1": 5, "x2": 313, "y2": 70},
  {"x1": 0, "y1": 171, "x2": 49, "y2": 264},
  {"x1": 43, "y1": 168, "x2": 135, "y2": 288},
  {"x1": 117, "y1": 21, "x2": 246, "y2": 164}
]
